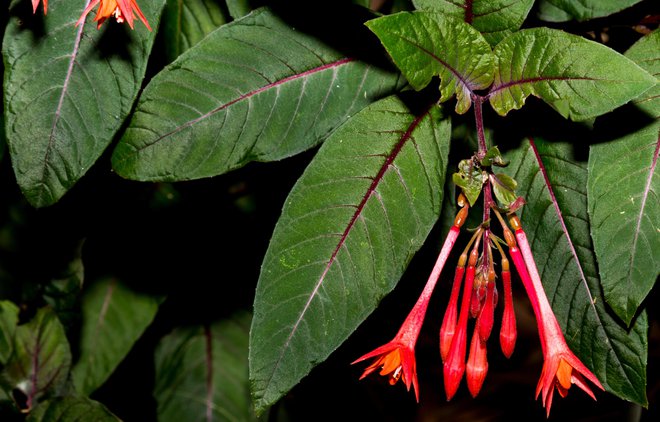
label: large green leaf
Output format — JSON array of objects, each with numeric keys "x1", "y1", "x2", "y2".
[
  {"x1": 488, "y1": 28, "x2": 656, "y2": 121},
  {"x1": 2, "y1": 0, "x2": 165, "y2": 207},
  {"x1": 0, "y1": 301, "x2": 19, "y2": 364},
  {"x1": 1, "y1": 307, "x2": 72, "y2": 412},
  {"x1": 365, "y1": 11, "x2": 494, "y2": 114},
  {"x1": 154, "y1": 313, "x2": 258, "y2": 422},
  {"x1": 71, "y1": 279, "x2": 160, "y2": 395},
  {"x1": 162, "y1": 0, "x2": 229, "y2": 62},
  {"x1": 112, "y1": 8, "x2": 403, "y2": 181},
  {"x1": 413, "y1": 0, "x2": 535, "y2": 45},
  {"x1": 537, "y1": 0, "x2": 645, "y2": 22},
  {"x1": 249, "y1": 95, "x2": 451, "y2": 414},
  {"x1": 504, "y1": 138, "x2": 648, "y2": 405},
  {"x1": 27, "y1": 396, "x2": 120, "y2": 422},
  {"x1": 625, "y1": 29, "x2": 660, "y2": 118}
]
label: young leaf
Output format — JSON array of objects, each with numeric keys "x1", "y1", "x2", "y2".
[
  {"x1": 162, "y1": 0, "x2": 229, "y2": 62},
  {"x1": 112, "y1": 8, "x2": 403, "y2": 181},
  {"x1": 413, "y1": 0, "x2": 535, "y2": 45},
  {"x1": 505, "y1": 138, "x2": 648, "y2": 405},
  {"x1": 26, "y1": 396, "x2": 120, "y2": 422},
  {"x1": 154, "y1": 313, "x2": 258, "y2": 422},
  {"x1": 2, "y1": 0, "x2": 166, "y2": 207},
  {"x1": 1, "y1": 307, "x2": 72, "y2": 412},
  {"x1": 536, "y1": 0, "x2": 645, "y2": 22},
  {"x1": 365, "y1": 11, "x2": 494, "y2": 114},
  {"x1": 625, "y1": 29, "x2": 660, "y2": 118},
  {"x1": 488, "y1": 28, "x2": 656, "y2": 121},
  {"x1": 71, "y1": 279, "x2": 160, "y2": 395},
  {"x1": 0, "y1": 301, "x2": 19, "y2": 364},
  {"x1": 249, "y1": 95, "x2": 451, "y2": 414}
]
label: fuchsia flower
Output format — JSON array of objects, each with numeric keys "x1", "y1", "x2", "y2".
[
  {"x1": 31, "y1": 0, "x2": 47, "y2": 14},
  {"x1": 76, "y1": 0, "x2": 151, "y2": 30}
]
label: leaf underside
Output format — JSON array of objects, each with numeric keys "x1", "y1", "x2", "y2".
[
  {"x1": 26, "y1": 397, "x2": 120, "y2": 422},
  {"x1": 249, "y1": 95, "x2": 451, "y2": 414}
]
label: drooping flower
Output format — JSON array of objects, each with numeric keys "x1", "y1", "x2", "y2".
[
  {"x1": 506, "y1": 214, "x2": 604, "y2": 416},
  {"x1": 354, "y1": 199, "x2": 469, "y2": 401},
  {"x1": 76, "y1": 0, "x2": 151, "y2": 30},
  {"x1": 31, "y1": 0, "x2": 47, "y2": 14}
]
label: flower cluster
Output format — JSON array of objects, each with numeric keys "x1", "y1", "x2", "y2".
[
  {"x1": 30, "y1": 0, "x2": 151, "y2": 30},
  {"x1": 353, "y1": 156, "x2": 604, "y2": 416}
]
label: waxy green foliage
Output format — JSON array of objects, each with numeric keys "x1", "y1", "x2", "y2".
[
  {"x1": 413, "y1": 0, "x2": 535, "y2": 45},
  {"x1": 2, "y1": 0, "x2": 165, "y2": 207},
  {"x1": 112, "y1": 8, "x2": 403, "y2": 181},
  {"x1": 26, "y1": 397, "x2": 120, "y2": 422},
  {"x1": 250, "y1": 95, "x2": 451, "y2": 414},
  {"x1": 366, "y1": 11, "x2": 494, "y2": 114}
]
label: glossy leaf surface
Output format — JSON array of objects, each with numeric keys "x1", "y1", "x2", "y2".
[{"x1": 250, "y1": 95, "x2": 451, "y2": 414}]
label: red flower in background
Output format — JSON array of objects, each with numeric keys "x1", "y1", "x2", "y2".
[
  {"x1": 31, "y1": 0, "x2": 47, "y2": 14},
  {"x1": 76, "y1": 0, "x2": 151, "y2": 30}
]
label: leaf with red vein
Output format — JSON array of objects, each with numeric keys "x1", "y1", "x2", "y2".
[
  {"x1": 488, "y1": 28, "x2": 655, "y2": 121},
  {"x1": 249, "y1": 95, "x2": 450, "y2": 414},
  {"x1": 112, "y1": 8, "x2": 403, "y2": 182},
  {"x1": 366, "y1": 11, "x2": 494, "y2": 114}
]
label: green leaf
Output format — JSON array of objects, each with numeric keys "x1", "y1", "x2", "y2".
[
  {"x1": 2, "y1": 0, "x2": 166, "y2": 207},
  {"x1": 162, "y1": 0, "x2": 229, "y2": 62},
  {"x1": 1, "y1": 307, "x2": 72, "y2": 412},
  {"x1": 249, "y1": 95, "x2": 451, "y2": 414},
  {"x1": 0, "y1": 301, "x2": 19, "y2": 365},
  {"x1": 226, "y1": 0, "x2": 253, "y2": 19},
  {"x1": 625, "y1": 29, "x2": 660, "y2": 118},
  {"x1": 490, "y1": 173, "x2": 518, "y2": 208},
  {"x1": 538, "y1": 0, "x2": 645, "y2": 21},
  {"x1": 413, "y1": 0, "x2": 535, "y2": 45},
  {"x1": 154, "y1": 313, "x2": 258, "y2": 422},
  {"x1": 26, "y1": 396, "x2": 120, "y2": 422},
  {"x1": 535, "y1": 0, "x2": 572, "y2": 22},
  {"x1": 365, "y1": 11, "x2": 494, "y2": 114},
  {"x1": 71, "y1": 279, "x2": 160, "y2": 395},
  {"x1": 489, "y1": 28, "x2": 656, "y2": 121},
  {"x1": 112, "y1": 8, "x2": 403, "y2": 181},
  {"x1": 587, "y1": 124, "x2": 659, "y2": 326},
  {"x1": 452, "y1": 158, "x2": 486, "y2": 206},
  {"x1": 505, "y1": 138, "x2": 648, "y2": 405}
]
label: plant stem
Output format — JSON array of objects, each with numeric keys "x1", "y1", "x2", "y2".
[{"x1": 472, "y1": 93, "x2": 491, "y2": 273}]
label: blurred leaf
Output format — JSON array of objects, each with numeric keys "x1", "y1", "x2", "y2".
[
  {"x1": 587, "y1": 124, "x2": 659, "y2": 325},
  {"x1": 112, "y1": 7, "x2": 403, "y2": 181},
  {"x1": 366, "y1": 11, "x2": 494, "y2": 114},
  {"x1": 1, "y1": 307, "x2": 72, "y2": 412},
  {"x1": 625, "y1": 29, "x2": 660, "y2": 118},
  {"x1": 537, "y1": 0, "x2": 644, "y2": 22},
  {"x1": 42, "y1": 244, "x2": 84, "y2": 332},
  {"x1": 71, "y1": 279, "x2": 160, "y2": 395},
  {"x1": 26, "y1": 396, "x2": 120, "y2": 422},
  {"x1": 535, "y1": 0, "x2": 572, "y2": 22},
  {"x1": 162, "y1": 0, "x2": 229, "y2": 62},
  {"x1": 0, "y1": 301, "x2": 19, "y2": 364},
  {"x1": 413, "y1": 0, "x2": 535, "y2": 45},
  {"x1": 2, "y1": 0, "x2": 166, "y2": 207},
  {"x1": 489, "y1": 28, "x2": 656, "y2": 121},
  {"x1": 226, "y1": 0, "x2": 253, "y2": 18},
  {"x1": 154, "y1": 312, "x2": 258, "y2": 421},
  {"x1": 250, "y1": 95, "x2": 451, "y2": 414},
  {"x1": 505, "y1": 138, "x2": 648, "y2": 405}
]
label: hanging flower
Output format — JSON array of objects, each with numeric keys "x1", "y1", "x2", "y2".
[
  {"x1": 76, "y1": 0, "x2": 151, "y2": 30},
  {"x1": 31, "y1": 0, "x2": 47, "y2": 14}
]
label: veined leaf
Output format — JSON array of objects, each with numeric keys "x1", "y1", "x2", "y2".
[
  {"x1": 413, "y1": 0, "x2": 535, "y2": 45},
  {"x1": 226, "y1": 0, "x2": 252, "y2": 19},
  {"x1": 249, "y1": 95, "x2": 451, "y2": 414},
  {"x1": 0, "y1": 301, "x2": 19, "y2": 364},
  {"x1": 112, "y1": 8, "x2": 403, "y2": 181},
  {"x1": 587, "y1": 124, "x2": 659, "y2": 325},
  {"x1": 2, "y1": 0, "x2": 165, "y2": 207},
  {"x1": 27, "y1": 396, "x2": 120, "y2": 422},
  {"x1": 538, "y1": 0, "x2": 645, "y2": 22},
  {"x1": 1, "y1": 307, "x2": 72, "y2": 412},
  {"x1": 625, "y1": 29, "x2": 660, "y2": 118},
  {"x1": 489, "y1": 28, "x2": 656, "y2": 121},
  {"x1": 366, "y1": 11, "x2": 494, "y2": 114},
  {"x1": 505, "y1": 138, "x2": 648, "y2": 405},
  {"x1": 154, "y1": 313, "x2": 258, "y2": 422},
  {"x1": 71, "y1": 279, "x2": 161, "y2": 395},
  {"x1": 162, "y1": 0, "x2": 229, "y2": 62}
]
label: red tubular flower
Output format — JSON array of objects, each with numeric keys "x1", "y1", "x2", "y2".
[
  {"x1": 478, "y1": 269, "x2": 496, "y2": 342},
  {"x1": 466, "y1": 317, "x2": 488, "y2": 397},
  {"x1": 507, "y1": 214, "x2": 604, "y2": 417},
  {"x1": 76, "y1": 0, "x2": 151, "y2": 30},
  {"x1": 354, "y1": 202, "x2": 468, "y2": 401},
  {"x1": 440, "y1": 253, "x2": 465, "y2": 362},
  {"x1": 31, "y1": 0, "x2": 47, "y2": 14},
  {"x1": 498, "y1": 255, "x2": 517, "y2": 358}
]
